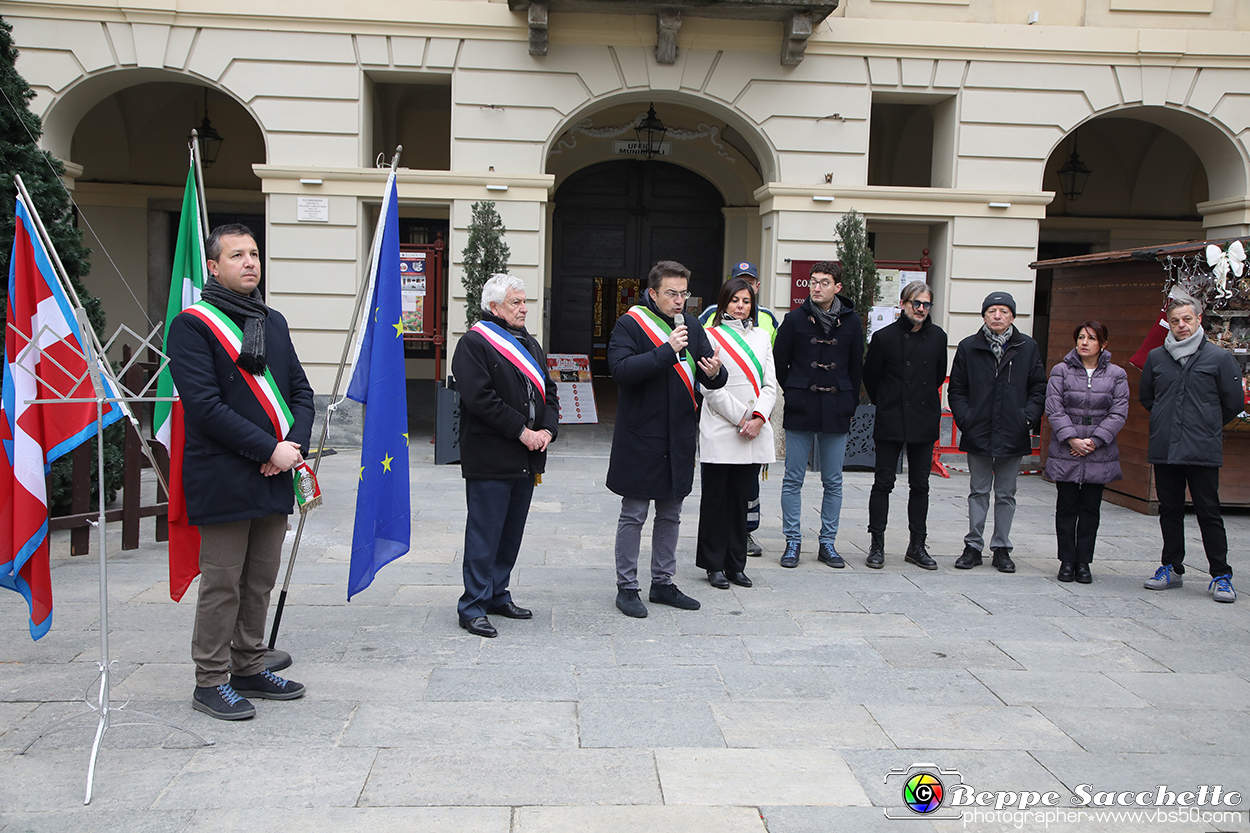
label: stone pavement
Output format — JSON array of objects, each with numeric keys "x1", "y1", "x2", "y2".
[{"x1": 2, "y1": 423, "x2": 1250, "y2": 833}]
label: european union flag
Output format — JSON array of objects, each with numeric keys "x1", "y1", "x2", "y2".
[{"x1": 346, "y1": 175, "x2": 410, "y2": 599}]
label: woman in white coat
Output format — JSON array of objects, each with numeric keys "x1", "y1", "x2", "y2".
[{"x1": 696, "y1": 277, "x2": 778, "y2": 589}]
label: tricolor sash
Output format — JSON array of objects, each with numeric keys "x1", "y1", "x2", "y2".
[
  {"x1": 183, "y1": 302, "x2": 295, "y2": 440},
  {"x1": 625, "y1": 306, "x2": 697, "y2": 407},
  {"x1": 708, "y1": 325, "x2": 763, "y2": 397},
  {"x1": 469, "y1": 321, "x2": 547, "y2": 402}
]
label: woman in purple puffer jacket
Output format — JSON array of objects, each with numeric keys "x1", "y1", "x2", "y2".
[{"x1": 1044, "y1": 320, "x2": 1130, "y2": 584}]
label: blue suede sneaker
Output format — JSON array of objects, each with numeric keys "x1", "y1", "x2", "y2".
[
  {"x1": 1144, "y1": 565, "x2": 1182, "y2": 591},
  {"x1": 1209, "y1": 574, "x2": 1236, "y2": 604}
]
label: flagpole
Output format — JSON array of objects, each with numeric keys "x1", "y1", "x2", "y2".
[
  {"x1": 190, "y1": 131, "x2": 211, "y2": 241},
  {"x1": 11, "y1": 174, "x2": 171, "y2": 496},
  {"x1": 267, "y1": 145, "x2": 403, "y2": 652}
]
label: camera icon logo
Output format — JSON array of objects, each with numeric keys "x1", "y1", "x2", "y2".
[{"x1": 884, "y1": 763, "x2": 964, "y2": 820}]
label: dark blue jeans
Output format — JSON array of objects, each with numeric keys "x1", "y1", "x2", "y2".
[{"x1": 459, "y1": 476, "x2": 535, "y2": 620}]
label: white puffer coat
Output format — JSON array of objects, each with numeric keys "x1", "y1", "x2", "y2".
[{"x1": 699, "y1": 317, "x2": 777, "y2": 465}]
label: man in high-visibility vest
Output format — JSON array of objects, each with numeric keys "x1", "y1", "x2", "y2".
[{"x1": 699, "y1": 262, "x2": 778, "y2": 557}]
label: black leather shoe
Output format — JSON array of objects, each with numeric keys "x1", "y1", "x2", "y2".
[
  {"x1": 780, "y1": 540, "x2": 800, "y2": 568},
  {"x1": 991, "y1": 547, "x2": 1016, "y2": 573},
  {"x1": 458, "y1": 616, "x2": 498, "y2": 638},
  {"x1": 1057, "y1": 562, "x2": 1075, "y2": 582},
  {"x1": 707, "y1": 570, "x2": 730, "y2": 589},
  {"x1": 954, "y1": 545, "x2": 982, "y2": 569},
  {"x1": 905, "y1": 541, "x2": 938, "y2": 571},
  {"x1": 817, "y1": 543, "x2": 845, "y2": 568},
  {"x1": 487, "y1": 601, "x2": 532, "y2": 619},
  {"x1": 1075, "y1": 563, "x2": 1092, "y2": 584},
  {"x1": 866, "y1": 532, "x2": 885, "y2": 569},
  {"x1": 727, "y1": 571, "x2": 753, "y2": 588}
]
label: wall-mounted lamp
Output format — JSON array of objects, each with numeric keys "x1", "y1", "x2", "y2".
[
  {"x1": 486, "y1": 184, "x2": 509, "y2": 192},
  {"x1": 988, "y1": 202, "x2": 1011, "y2": 209},
  {"x1": 812, "y1": 195, "x2": 835, "y2": 203},
  {"x1": 1027, "y1": 11, "x2": 1039, "y2": 24},
  {"x1": 635, "y1": 103, "x2": 669, "y2": 160},
  {"x1": 299, "y1": 178, "x2": 323, "y2": 185}
]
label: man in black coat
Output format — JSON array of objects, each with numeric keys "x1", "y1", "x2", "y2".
[
  {"x1": 863, "y1": 280, "x2": 948, "y2": 570},
  {"x1": 607, "y1": 260, "x2": 726, "y2": 618},
  {"x1": 773, "y1": 261, "x2": 863, "y2": 569},
  {"x1": 1140, "y1": 296, "x2": 1245, "y2": 602},
  {"x1": 451, "y1": 274, "x2": 559, "y2": 637},
  {"x1": 167, "y1": 224, "x2": 314, "y2": 720},
  {"x1": 948, "y1": 291, "x2": 1046, "y2": 573}
]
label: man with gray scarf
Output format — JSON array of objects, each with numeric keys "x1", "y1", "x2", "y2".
[
  {"x1": 1141, "y1": 296, "x2": 1245, "y2": 602},
  {"x1": 948, "y1": 292, "x2": 1046, "y2": 573},
  {"x1": 168, "y1": 223, "x2": 314, "y2": 719}
]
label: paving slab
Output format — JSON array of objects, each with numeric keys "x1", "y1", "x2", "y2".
[
  {"x1": 971, "y1": 670, "x2": 1150, "y2": 708},
  {"x1": 577, "y1": 699, "x2": 725, "y2": 748},
  {"x1": 359, "y1": 748, "x2": 661, "y2": 806},
  {"x1": 423, "y1": 666, "x2": 577, "y2": 701},
  {"x1": 992, "y1": 638, "x2": 1169, "y2": 673},
  {"x1": 654, "y1": 748, "x2": 872, "y2": 806},
  {"x1": 712, "y1": 701, "x2": 894, "y2": 749},
  {"x1": 1038, "y1": 706, "x2": 1250, "y2": 755},
  {"x1": 339, "y1": 700, "x2": 578, "y2": 748},
  {"x1": 514, "y1": 806, "x2": 766, "y2": 833},
  {"x1": 867, "y1": 704, "x2": 1080, "y2": 751},
  {"x1": 184, "y1": 807, "x2": 511, "y2": 833},
  {"x1": 867, "y1": 636, "x2": 1023, "y2": 670}
]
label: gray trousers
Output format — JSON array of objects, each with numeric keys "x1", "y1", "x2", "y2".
[
  {"x1": 964, "y1": 454, "x2": 1021, "y2": 552},
  {"x1": 192, "y1": 514, "x2": 287, "y2": 687},
  {"x1": 615, "y1": 497, "x2": 683, "y2": 590}
]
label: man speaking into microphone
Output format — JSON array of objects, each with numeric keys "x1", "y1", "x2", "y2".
[{"x1": 606, "y1": 260, "x2": 727, "y2": 618}]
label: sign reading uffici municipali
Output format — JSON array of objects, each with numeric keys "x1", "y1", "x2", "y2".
[{"x1": 613, "y1": 140, "x2": 671, "y2": 157}]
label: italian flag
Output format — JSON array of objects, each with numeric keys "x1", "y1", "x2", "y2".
[{"x1": 154, "y1": 164, "x2": 206, "y2": 602}]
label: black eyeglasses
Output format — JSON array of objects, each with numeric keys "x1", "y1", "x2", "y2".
[{"x1": 909, "y1": 300, "x2": 933, "y2": 310}]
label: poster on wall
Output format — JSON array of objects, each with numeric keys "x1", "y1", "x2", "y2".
[
  {"x1": 876, "y1": 269, "x2": 902, "y2": 306},
  {"x1": 900, "y1": 270, "x2": 928, "y2": 291},
  {"x1": 867, "y1": 306, "x2": 901, "y2": 341},
  {"x1": 546, "y1": 353, "x2": 598, "y2": 424},
  {"x1": 400, "y1": 251, "x2": 427, "y2": 334}
]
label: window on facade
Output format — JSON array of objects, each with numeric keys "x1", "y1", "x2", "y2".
[
  {"x1": 369, "y1": 78, "x2": 451, "y2": 171},
  {"x1": 867, "y1": 94, "x2": 955, "y2": 188}
]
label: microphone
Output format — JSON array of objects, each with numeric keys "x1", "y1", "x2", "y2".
[{"x1": 674, "y1": 313, "x2": 687, "y2": 358}]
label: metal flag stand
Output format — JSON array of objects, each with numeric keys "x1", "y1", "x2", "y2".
[
  {"x1": 266, "y1": 145, "x2": 402, "y2": 652},
  {"x1": 10, "y1": 174, "x2": 212, "y2": 804}
]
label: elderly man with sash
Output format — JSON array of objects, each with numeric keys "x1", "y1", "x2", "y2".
[
  {"x1": 167, "y1": 223, "x2": 314, "y2": 720},
  {"x1": 451, "y1": 273, "x2": 559, "y2": 638},
  {"x1": 607, "y1": 260, "x2": 727, "y2": 618}
]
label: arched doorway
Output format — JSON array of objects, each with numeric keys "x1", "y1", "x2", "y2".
[
  {"x1": 1035, "y1": 112, "x2": 1214, "y2": 359},
  {"x1": 551, "y1": 159, "x2": 725, "y2": 373},
  {"x1": 53, "y1": 76, "x2": 265, "y2": 345}
]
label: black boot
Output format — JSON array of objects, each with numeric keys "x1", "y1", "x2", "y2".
[
  {"x1": 904, "y1": 537, "x2": 938, "y2": 570},
  {"x1": 991, "y1": 546, "x2": 1016, "y2": 573},
  {"x1": 954, "y1": 545, "x2": 982, "y2": 569},
  {"x1": 866, "y1": 531, "x2": 885, "y2": 569}
]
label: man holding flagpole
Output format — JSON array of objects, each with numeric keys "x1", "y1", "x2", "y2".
[
  {"x1": 167, "y1": 223, "x2": 314, "y2": 720},
  {"x1": 451, "y1": 273, "x2": 558, "y2": 638}
]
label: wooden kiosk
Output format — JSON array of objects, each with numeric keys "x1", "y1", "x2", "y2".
[{"x1": 1033, "y1": 239, "x2": 1250, "y2": 514}]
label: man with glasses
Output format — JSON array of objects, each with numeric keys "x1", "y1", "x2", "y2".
[
  {"x1": 607, "y1": 260, "x2": 727, "y2": 617},
  {"x1": 698, "y1": 261, "x2": 779, "y2": 558},
  {"x1": 863, "y1": 281, "x2": 947, "y2": 569},
  {"x1": 773, "y1": 261, "x2": 863, "y2": 569}
]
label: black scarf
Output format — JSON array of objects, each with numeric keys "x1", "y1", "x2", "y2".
[
  {"x1": 200, "y1": 276, "x2": 270, "y2": 374},
  {"x1": 811, "y1": 295, "x2": 842, "y2": 334}
]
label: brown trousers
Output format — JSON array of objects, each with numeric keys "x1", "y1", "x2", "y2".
[{"x1": 191, "y1": 514, "x2": 287, "y2": 687}]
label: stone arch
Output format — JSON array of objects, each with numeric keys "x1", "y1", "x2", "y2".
[
  {"x1": 41, "y1": 67, "x2": 267, "y2": 167},
  {"x1": 544, "y1": 91, "x2": 777, "y2": 206},
  {"x1": 1042, "y1": 104, "x2": 1247, "y2": 204}
]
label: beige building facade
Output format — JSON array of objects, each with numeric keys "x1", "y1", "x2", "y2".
[{"x1": 4, "y1": 0, "x2": 1250, "y2": 392}]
